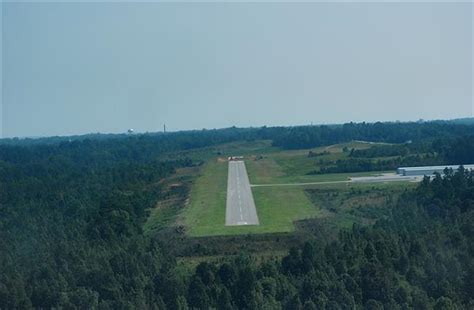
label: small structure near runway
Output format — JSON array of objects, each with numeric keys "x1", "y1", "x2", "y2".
[
  {"x1": 350, "y1": 164, "x2": 474, "y2": 184},
  {"x1": 228, "y1": 156, "x2": 244, "y2": 161}
]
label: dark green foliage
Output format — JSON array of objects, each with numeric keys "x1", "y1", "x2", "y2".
[
  {"x1": 309, "y1": 135, "x2": 473, "y2": 175},
  {"x1": 1, "y1": 126, "x2": 473, "y2": 308},
  {"x1": 172, "y1": 168, "x2": 473, "y2": 309},
  {"x1": 3, "y1": 121, "x2": 472, "y2": 154},
  {"x1": 310, "y1": 154, "x2": 444, "y2": 174},
  {"x1": 272, "y1": 122, "x2": 474, "y2": 149},
  {"x1": 0, "y1": 136, "x2": 194, "y2": 308},
  {"x1": 349, "y1": 143, "x2": 421, "y2": 158},
  {"x1": 434, "y1": 135, "x2": 474, "y2": 164}
]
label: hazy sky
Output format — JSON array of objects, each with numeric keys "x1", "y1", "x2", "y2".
[{"x1": 2, "y1": 2, "x2": 473, "y2": 138}]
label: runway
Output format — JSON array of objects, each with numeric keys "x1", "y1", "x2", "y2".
[{"x1": 225, "y1": 161, "x2": 259, "y2": 226}]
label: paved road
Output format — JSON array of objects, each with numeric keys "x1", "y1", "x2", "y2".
[
  {"x1": 226, "y1": 161, "x2": 259, "y2": 226},
  {"x1": 351, "y1": 175, "x2": 422, "y2": 183},
  {"x1": 250, "y1": 175, "x2": 422, "y2": 188},
  {"x1": 251, "y1": 180, "x2": 349, "y2": 187}
]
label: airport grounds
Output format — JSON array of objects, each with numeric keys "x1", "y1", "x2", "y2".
[{"x1": 145, "y1": 139, "x2": 430, "y2": 263}]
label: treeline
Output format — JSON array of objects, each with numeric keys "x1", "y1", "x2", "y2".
[
  {"x1": 3, "y1": 121, "x2": 473, "y2": 154},
  {"x1": 311, "y1": 136, "x2": 474, "y2": 175},
  {"x1": 0, "y1": 127, "x2": 276, "y2": 165},
  {"x1": 350, "y1": 137, "x2": 474, "y2": 165},
  {"x1": 348, "y1": 143, "x2": 432, "y2": 158},
  {"x1": 271, "y1": 122, "x2": 474, "y2": 150},
  {"x1": 434, "y1": 135, "x2": 474, "y2": 165},
  {"x1": 311, "y1": 154, "x2": 443, "y2": 174}
]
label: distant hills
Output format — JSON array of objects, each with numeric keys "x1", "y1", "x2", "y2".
[
  {"x1": 447, "y1": 117, "x2": 474, "y2": 125},
  {"x1": 2, "y1": 117, "x2": 473, "y2": 145}
]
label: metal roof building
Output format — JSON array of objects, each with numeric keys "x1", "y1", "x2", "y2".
[{"x1": 397, "y1": 164, "x2": 474, "y2": 176}]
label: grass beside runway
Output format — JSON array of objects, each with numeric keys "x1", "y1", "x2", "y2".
[
  {"x1": 181, "y1": 159, "x2": 228, "y2": 236},
  {"x1": 245, "y1": 156, "x2": 392, "y2": 185},
  {"x1": 182, "y1": 159, "x2": 321, "y2": 237},
  {"x1": 250, "y1": 186, "x2": 320, "y2": 233},
  {"x1": 245, "y1": 141, "x2": 392, "y2": 185},
  {"x1": 181, "y1": 140, "x2": 405, "y2": 237}
]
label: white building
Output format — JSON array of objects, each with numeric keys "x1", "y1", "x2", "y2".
[{"x1": 397, "y1": 164, "x2": 474, "y2": 176}]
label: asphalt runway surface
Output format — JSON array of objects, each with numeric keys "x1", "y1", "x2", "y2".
[{"x1": 225, "y1": 161, "x2": 259, "y2": 226}]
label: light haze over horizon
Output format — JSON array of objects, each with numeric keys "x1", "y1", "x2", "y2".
[{"x1": 2, "y1": 2, "x2": 473, "y2": 138}]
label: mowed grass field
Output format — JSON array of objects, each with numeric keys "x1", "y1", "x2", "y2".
[
  {"x1": 181, "y1": 140, "x2": 405, "y2": 237},
  {"x1": 181, "y1": 158, "x2": 320, "y2": 237},
  {"x1": 181, "y1": 159, "x2": 228, "y2": 236}
]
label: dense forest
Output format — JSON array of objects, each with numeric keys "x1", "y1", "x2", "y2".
[
  {"x1": 1, "y1": 121, "x2": 473, "y2": 308},
  {"x1": 163, "y1": 168, "x2": 473, "y2": 309},
  {"x1": 0, "y1": 140, "x2": 193, "y2": 307}
]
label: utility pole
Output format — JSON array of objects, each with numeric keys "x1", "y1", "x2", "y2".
[{"x1": 164, "y1": 124, "x2": 166, "y2": 134}]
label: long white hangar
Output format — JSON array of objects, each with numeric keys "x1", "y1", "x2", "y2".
[{"x1": 397, "y1": 164, "x2": 474, "y2": 176}]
